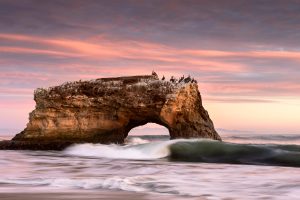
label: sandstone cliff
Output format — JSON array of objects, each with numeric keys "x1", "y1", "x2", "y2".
[{"x1": 1, "y1": 74, "x2": 221, "y2": 150}]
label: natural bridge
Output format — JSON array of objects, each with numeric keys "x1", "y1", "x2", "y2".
[{"x1": 0, "y1": 74, "x2": 221, "y2": 150}]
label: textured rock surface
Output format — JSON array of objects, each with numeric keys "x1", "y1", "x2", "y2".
[{"x1": 1, "y1": 74, "x2": 221, "y2": 150}]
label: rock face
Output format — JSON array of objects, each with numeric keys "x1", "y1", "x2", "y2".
[{"x1": 1, "y1": 74, "x2": 221, "y2": 150}]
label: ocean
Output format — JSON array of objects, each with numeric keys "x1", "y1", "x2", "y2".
[{"x1": 0, "y1": 133, "x2": 300, "y2": 200}]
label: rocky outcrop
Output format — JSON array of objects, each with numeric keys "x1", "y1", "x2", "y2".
[{"x1": 0, "y1": 74, "x2": 221, "y2": 150}]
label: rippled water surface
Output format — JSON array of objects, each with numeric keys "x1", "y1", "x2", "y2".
[{"x1": 0, "y1": 134, "x2": 300, "y2": 199}]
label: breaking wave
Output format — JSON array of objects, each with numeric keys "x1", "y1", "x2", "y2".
[
  {"x1": 64, "y1": 139, "x2": 176, "y2": 160},
  {"x1": 64, "y1": 138, "x2": 300, "y2": 167}
]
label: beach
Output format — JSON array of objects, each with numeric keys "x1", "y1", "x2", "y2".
[{"x1": 0, "y1": 134, "x2": 300, "y2": 200}]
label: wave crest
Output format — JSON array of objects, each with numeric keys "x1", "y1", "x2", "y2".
[
  {"x1": 64, "y1": 139, "x2": 300, "y2": 167},
  {"x1": 64, "y1": 140, "x2": 173, "y2": 160}
]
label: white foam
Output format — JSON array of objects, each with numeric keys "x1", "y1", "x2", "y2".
[
  {"x1": 64, "y1": 141, "x2": 171, "y2": 160},
  {"x1": 125, "y1": 137, "x2": 150, "y2": 145},
  {"x1": 64, "y1": 138, "x2": 208, "y2": 160},
  {"x1": 0, "y1": 177, "x2": 146, "y2": 192}
]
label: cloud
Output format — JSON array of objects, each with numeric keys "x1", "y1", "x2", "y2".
[
  {"x1": 0, "y1": 46, "x2": 79, "y2": 57},
  {"x1": 1, "y1": 32, "x2": 300, "y2": 98},
  {"x1": 1, "y1": 0, "x2": 300, "y2": 50},
  {"x1": 206, "y1": 97, "x2": 277, "y2": 104},
  {"x1": 0, "y1": 1, "x2": 300, "y2": 99}
]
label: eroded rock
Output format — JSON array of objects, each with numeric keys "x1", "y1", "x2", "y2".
[{"x1": 0, "y1": 74, "x2": 221, "y2": 150}]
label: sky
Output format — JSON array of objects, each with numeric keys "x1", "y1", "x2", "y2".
[{"x1": 0, "y1": 0, "x2": 300, "y2": 135}]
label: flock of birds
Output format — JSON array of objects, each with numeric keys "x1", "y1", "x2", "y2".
[{"x1": 152, "y1": 71, "x2": 197, "y2": 83}]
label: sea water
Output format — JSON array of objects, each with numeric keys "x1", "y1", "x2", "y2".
[{"x1": 0, "y1": 133, "x2": 300, "y2": 199}]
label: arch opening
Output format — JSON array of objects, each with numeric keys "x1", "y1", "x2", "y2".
[
  {"x1": 125, "y1": 123, "x2": 170, "y2": 144},
  {"x1": 128, "y1": 123, "x2": 170, "y2": 136}
]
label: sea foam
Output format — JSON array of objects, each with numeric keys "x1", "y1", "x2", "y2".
[
  {"x1": 64, "y1": 138, "x2": 300, "y2": 167},
  {"x1": 64, "y1": 140, "x2": 172, "y2": 160}
]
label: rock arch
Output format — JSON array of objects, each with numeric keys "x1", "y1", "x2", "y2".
[{"x1": 1, "y1": 74, "x2": 221, "y2": 150}]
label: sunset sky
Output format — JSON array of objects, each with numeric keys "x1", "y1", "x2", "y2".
[{"x1": 1, "y1": 0, "x2": 300, "y2": 135}]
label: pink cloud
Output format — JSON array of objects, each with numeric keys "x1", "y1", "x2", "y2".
[
  {"x1": 201, "y1": 81, "x2": 300, "y2": 97},
  {"x1": 2, "y1": 33, "x2": 300, "y2": 77},
  {"x1": 184, "y1": 49, "x2": 300, "y2": 60},
  {"x1": 0, "y1": 33, "x2": 250, "y2": 73},
  {"x1": 0, "y1": 46, "x2": 80, "y2": 57},
  {"x1": 1, "y1": 33, "x2": 300, "y2": 98}
]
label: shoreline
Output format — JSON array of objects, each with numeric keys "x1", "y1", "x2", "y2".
[{"x1": 0, "y1": 190, "x2": 206, "y2": 200}]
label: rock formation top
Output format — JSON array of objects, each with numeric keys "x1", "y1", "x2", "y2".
[{"x1": 1, "y1": 73, "x2": 221, "y2": 150}]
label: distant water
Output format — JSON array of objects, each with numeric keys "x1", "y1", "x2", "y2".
[{"x1": 0, "y1": 133, "x2": 300, "y2": 199}]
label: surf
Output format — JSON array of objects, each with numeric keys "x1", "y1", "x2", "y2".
[
  {"x1": 64, "y1": 139, "x2": 173, "y2": 160},
  {"x1": 64, "y1": 138, "x2": 300, "y2": 167}
]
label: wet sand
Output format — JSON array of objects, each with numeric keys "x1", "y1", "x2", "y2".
[
  {"x1": 0, "y1": 192, "x2": 147, "y2": 200},
  {"x1": 0, "y1": 191, "x2": 206, "y2": 200}
]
